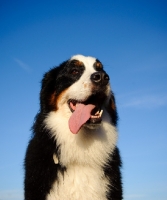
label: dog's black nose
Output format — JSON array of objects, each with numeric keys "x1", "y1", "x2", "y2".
[{"x1": 91, "y1": 71, "x2": 109, "y2": 86}]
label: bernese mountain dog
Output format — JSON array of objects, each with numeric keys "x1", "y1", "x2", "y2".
[{"x1": 24, "y1": 55, "x2": 123, "y2": 200}]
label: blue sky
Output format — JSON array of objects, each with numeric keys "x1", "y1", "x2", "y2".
[{"x1": 0, "y1": 0, "x2": 167, "y2": 199}]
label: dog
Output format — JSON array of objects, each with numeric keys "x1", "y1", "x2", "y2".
[{"x1": 24, "y1": 55, "x2": 123, "y2": 200}]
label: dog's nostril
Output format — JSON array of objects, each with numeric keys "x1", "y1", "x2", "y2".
[
  {"x1": 104, "y1": 74, "x2": 109, "y2": 81},
  {"x1": 91, "y1": 72, "x2": 102, "y2": 83},
  {"x1": 91, "y1": 72, "x2": 109, "y2": 86},
  {"x1": 93, "y1": 73, "x2": 101, "y2": 82}
]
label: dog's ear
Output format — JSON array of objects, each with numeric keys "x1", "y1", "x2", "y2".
[
  {"x1": 40, "y1": 70, "x2": 54, "y2": 112},
  {"x1": 40, "y1": 67, "x2": 59, "y2": 112},
  {"x1": 107, "y1": 93, "x2": 118, "y2": 126},
  {"x1": 39, "y1": 61, "x2": 69, "y2": 112}
]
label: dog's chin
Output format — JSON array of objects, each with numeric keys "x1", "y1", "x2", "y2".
[{"x1": 83, "y1": 121, "x2": 101, "y2": 130}]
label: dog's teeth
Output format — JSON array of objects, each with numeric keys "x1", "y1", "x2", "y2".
[
  {"x1": 99, "y1": 110, "x2": 103, "y2": 117},
  {"x1": 95, "y1": 111, "x2": 100, "y2": 115}
]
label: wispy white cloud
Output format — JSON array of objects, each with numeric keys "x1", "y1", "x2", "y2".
[
  {"x1": 0, "y1": 190, "x2": 23, "y2": 200},
  {"x1": 14, "y1": 58, "x2": 32, "y2": 72},
  {"x1": 118, "y1": 93, "x2": 167, "y2": 109}
]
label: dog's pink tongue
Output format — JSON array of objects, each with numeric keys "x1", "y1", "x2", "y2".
[{"x1": 69, "y1": 104, "x2": 95, "y2": 134}]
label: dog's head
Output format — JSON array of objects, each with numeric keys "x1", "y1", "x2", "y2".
[{"x1": 40, "y1": 55, "x2": 117, "y2": 134}]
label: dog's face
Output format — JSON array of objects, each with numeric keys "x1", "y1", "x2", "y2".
[{"x1": 41, "y1": 55, "x2": 117, "y2": 134}]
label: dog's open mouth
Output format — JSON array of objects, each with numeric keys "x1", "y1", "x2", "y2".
[{"x1": 68, "y1": 95, "x2": 105, "y2": 134}]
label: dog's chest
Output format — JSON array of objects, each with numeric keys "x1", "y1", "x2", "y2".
[{"x1": 47, "y1": 165, "x2": 109, "y2": 200}]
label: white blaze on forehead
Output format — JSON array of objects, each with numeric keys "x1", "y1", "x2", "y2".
[{"x1": 70, "y1": 55, "x2": 96, "y2": 69}]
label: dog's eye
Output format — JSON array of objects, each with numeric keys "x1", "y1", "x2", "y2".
[{"x1": 71, "y1": 69, "x2": 79, "y2": 75}]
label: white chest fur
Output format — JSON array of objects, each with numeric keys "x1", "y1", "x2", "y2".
[
  {"x1": 47, "y1": 164, "x2": 109, "y2": 200},
  {"x1": 45, "y1": 109, "x2": 117, "y2": 200}
]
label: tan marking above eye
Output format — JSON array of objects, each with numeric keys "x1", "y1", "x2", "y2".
[
  {"x1": 73, "y1": 60, "x2": 83, "y2": 67},
  {"x1": 96, "y1": 62, "x2": 102, "y2": 69}
]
